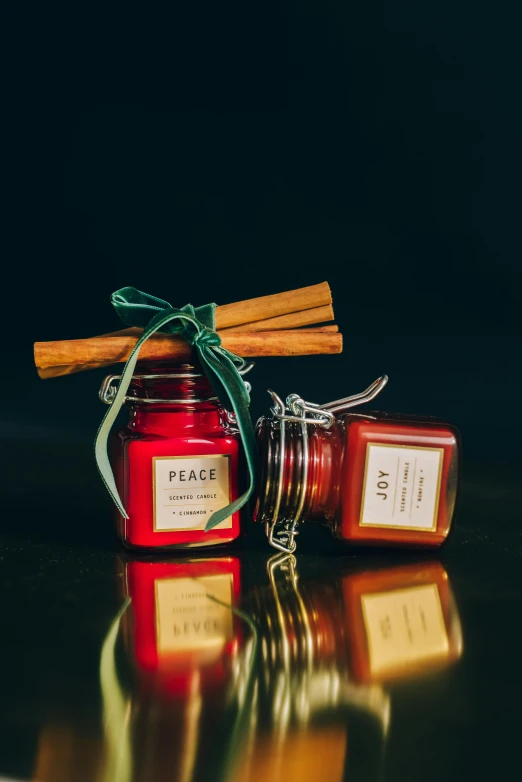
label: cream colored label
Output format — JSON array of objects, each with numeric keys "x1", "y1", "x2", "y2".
[
  {"x1": 361, "y1": 583, "x2": 449, "y2": 676},
  {"x1": 360, "y1": 443, "x2": 443, "y2": 530},
  {"x1": 153, "y1": 455, "x2": 231, "y2": 531},
  {"x1": 155, "y1": 574, "x2": 234, "y2": 653}
]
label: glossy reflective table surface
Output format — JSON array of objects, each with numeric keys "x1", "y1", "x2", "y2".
[{"x1": 0, "y1": 445, "x2": 521, "y2": 782}]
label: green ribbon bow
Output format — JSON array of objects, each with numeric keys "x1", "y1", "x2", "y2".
[{"x1": 94, "y1": 286, "x2": 256, "y2": 531}]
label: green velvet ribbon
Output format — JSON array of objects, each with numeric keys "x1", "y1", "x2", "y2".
[{"x1": 94, "y1": 286, "x2": 256, "y2": 531}]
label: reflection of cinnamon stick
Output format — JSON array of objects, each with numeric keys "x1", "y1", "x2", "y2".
[{"x1": 35, "y1": 330, "x2": 342, "y2": 371}]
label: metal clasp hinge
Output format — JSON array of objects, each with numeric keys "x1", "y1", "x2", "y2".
[
  {"x1": 268, "y1": 375, "x2": 389, "y2": 429},
  {"x1": 98, "y1": 361, "x2": 256, "y2": 407},
  {"x1": 266, "y1": 518, "x2": 300, "y2": 554},
  {"x1": 264, "y1": 375, "x2": 388, "y2": 554}
]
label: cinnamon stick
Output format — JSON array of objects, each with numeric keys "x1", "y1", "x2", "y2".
[
  {"x1": 300, "y1": 325, "x2": 339, "y2": 332},
  {"x1": 100, "y1": 303, "x2": 334, "y2": 340},
  {"x1": 219, "y1": 331, "x2": 342, "y2": 357},
  {"x1": 35, "y1": 282, "x2": 338, "y2": 379},
  {"x1": 35, "y1": 330, "x2": 342, "y2": 370},
  {"x1": 215, "y1": 281, "x2": 331, "y2": 328},
  {"x1": 37, "y1": 363, "x2": 114, "y2": 380},
  {"x1": 36, "y1": 325, "x2": 340, "y2": 379},
  {"x1": 221, "y1": 304, "x2": 334, "y2": 332},
  {"x1": 90, "y1": 282, "x2": 333, "y2": 342}
]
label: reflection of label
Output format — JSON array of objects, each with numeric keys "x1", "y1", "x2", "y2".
[
  {"x1": 360, "y1": 443, "x2": 443, "y2": 530},
  {"x1": 153, "y1": 455, "x2": 231, "y2": 531},
  {"x1": 361, "y1": 583, "x2": 449, "y2": 676},
  {"x1": 155, "y1": 574, "x2": 233, "y2": 653}
]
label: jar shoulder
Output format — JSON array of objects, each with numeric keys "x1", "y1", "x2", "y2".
[
  {"x1": 343, "y1": 414, "x2": 459, "y2": 444},
  {"x1": 115, "y1": 426, "x2": 240, "y2": 452}
]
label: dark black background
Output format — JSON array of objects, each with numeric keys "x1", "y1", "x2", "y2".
[
  {"x1": 4, "y1": 3, "x2": 522, "y2": 538},
  {"x1": 2, "y1": 9, "x2": 522, "y2": 781}
]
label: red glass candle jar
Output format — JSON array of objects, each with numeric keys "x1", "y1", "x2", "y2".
[
  {"x1": 341, "y1": 560, "x2": 463, "y2": 682},
  {"x1": 101, "y1": 363, "x2": 242, "y2": 550},
  {"x1": 118, "y1": 555, "x2": 242, "y2": 697},
  {"x1": 254, "y1": 377, "x2": 460, "y2": 553}
]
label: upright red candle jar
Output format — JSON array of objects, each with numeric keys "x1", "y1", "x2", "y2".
[
  {"x1": 255, "y1": 377, "x2": 460, "y2": 553},
  {"x1": 101, "y1": 363, "x2": 242, "y2": 550}
]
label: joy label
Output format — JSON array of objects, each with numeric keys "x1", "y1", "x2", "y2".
[{"x1": 360, "y1": 443, "x2": 443, "y2": 531}]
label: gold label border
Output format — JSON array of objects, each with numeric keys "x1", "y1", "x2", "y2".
[
  {"x1": 361, "y1": 582, "x2": 449, "y2": 676},
  {"x1": 359, "y1": 442, "x2": 444, "y2": 532},
  {"x1": 154, "y1": 573, "x2": 234, "y2": 653},
  {"x1": 153, "y1": 453, "x2": 231, "y2": 532}
]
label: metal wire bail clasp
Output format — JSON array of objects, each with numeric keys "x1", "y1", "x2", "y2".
[
  {"x1": 264, "y1": 375, "x2": 389, "y2": 554},
  {"x1": 317, "y1": 374, "x2": 389, "y2": 416},
  {"x1": 98, "y1": 360, "x2": 256, "y2": 407}
]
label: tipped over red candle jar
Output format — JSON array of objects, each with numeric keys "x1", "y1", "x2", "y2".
[
  {"x1": 103, "y1": 363, "x2": 243, "y2": 550},
  {"x1": 254, "y1": 376, "x2": 460, "y2": 553}
]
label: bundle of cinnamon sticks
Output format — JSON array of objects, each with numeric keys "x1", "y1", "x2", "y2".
[{"x1": 34, "y1": 282, "x2": 342, "y2": 379}]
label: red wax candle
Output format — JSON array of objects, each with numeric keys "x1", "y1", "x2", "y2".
[
  {"x1": 120, "y1": 555, "x2": 242, "y2": 697},
  {"x1": 341, "y1": 561, "x2": 463, "y2": 682},
  {"x1": 255, "y1": 409, "x2": 459, "y2": 551},
  {"x1": 111, "y1": 363, "x2": 242, "y2": 550}
]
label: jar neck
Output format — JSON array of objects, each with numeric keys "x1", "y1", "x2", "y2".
[
  {"x1": 128, "y1": 361, "x2": 217, "y2": 402},
  {"x1": 124, "y1": 362, "x2": 226, "y2": 434},
  {"x1": 254, "y1": 417, "x2": 345, "y2": 529}
]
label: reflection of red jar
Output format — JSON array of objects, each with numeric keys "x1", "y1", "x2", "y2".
[
  {"x1": 255, "y1": 378, "x2": 459, "y2": 552},
  {"x1": 250, "y1": 560, "x2": 345, "y2": 668},
  {"x1": 341, "y1": 561, "x2": 463, "y2": 683},
  {"x1": 103, "y1": 363, "x2": 242, "y2": 550},
  {"x1": 243, "y1": 560, "x2": 350, "y2": 782},
  {"x1": 238, "y1": 554, "x2": 389, "y2": 782},
  {"x1": 119, "y1": 556, "x2": 241, "y2": 697}
]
